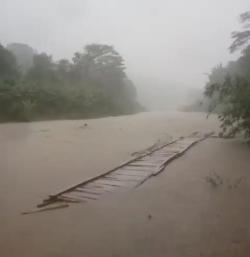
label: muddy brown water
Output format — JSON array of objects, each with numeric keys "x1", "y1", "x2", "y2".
[{"x1": 4, "y1": 112, "x2": 249, "y2": 257}]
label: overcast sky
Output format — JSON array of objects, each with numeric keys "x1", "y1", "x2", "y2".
[{"x1": 0, "y1": 0, "x2": 249, "y2": 108}]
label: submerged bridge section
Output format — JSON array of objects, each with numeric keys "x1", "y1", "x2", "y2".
[{"x1": 31, "y1": 132, "x2": 212, "y2": 213}]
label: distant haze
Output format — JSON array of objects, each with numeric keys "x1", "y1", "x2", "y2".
[{"x1": 1, "y1": 0, "x2": 249, "y2": 109}]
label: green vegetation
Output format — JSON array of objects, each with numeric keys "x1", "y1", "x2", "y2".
[
  {"x1": 205, "y1": 11, "x2": 250, "y2": 138},
  {"x1": 0, "y1": 43, "x2": 143, "y2": 122}
]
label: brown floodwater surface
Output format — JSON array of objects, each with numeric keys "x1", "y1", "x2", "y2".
[{"x1": 2, "y1": 111, "x2": 249, "y2": 257}]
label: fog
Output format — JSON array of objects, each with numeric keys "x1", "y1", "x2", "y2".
[{"x1": 0, "y1": 0, "x2": 249, "y2": 109}]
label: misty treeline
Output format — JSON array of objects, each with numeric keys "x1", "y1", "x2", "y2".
[
  {"x1": 205, "y1": 11, "x2": 250, "y2": 138},
  {"x1": 0, "y1": 43, "x2": 143, "y2": 121}
]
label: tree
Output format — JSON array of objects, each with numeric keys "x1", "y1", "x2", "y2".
[
  {"x1": 0, "y1": 43, "x2": 142, "y2": 121},
  {"x1": 70, "y1": 44, "x2": 138, "y2": 113},
  {"x1": 230, "y1": 12, "x2": 250, "y2": 53},
  {"x1": 0, "y1": 44, "x2": 19, "y2": 80},
  {"x1": 27, "y1": 53, "x2": 56, "y2": 83},
  {"x1": 204, "y1": 64, "x2": 227, "y2": 113},
  {"x1": 205, "y1": 75, "x2": 250, "y2": 138},
  {"x1": 7, "y1": 43, "x2": 35, "y2": 74},
  {"x1": 71, "y1": 44, "x2": 125, "y2": 86},
  {"x1": 205, "y1": 11, "x2": 250, "y2": 138}
]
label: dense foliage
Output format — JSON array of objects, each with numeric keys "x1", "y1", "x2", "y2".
[
  {"x1": 205, "y1": 12, "x2": 250, "y2": 138},
  {"x1": 0, "y1": 43, "x2": 143, "y2": 121}
]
